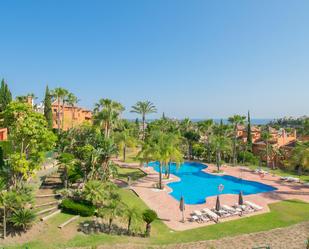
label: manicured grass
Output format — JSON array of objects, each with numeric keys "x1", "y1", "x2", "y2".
[
  {"x1": 6, "y1": 187, "x2": 309, "y2": 249},
  {"x1": 116, "y1": 166, "x2": 146, "y2": 182},
  {"x1": 248, "y1": 164, "x2": 309, "y2": 182}
]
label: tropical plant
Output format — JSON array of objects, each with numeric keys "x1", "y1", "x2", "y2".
[
  {"x1": 60, "y1": 199, "x2": 95, "y2": 217},
  {"x1": 9, "y1": 208, "x2": 35, "y2": 231},
  {"x1": 124, "y1": 206, "x2": 140, "y2": 234},
  {"x1": 142, "y1": 209, "x2": 157, "y2": 237},
  {"x1": 210, "y1": 135, "x2": 232, "y2": 171},
  {"x1": 94, "y1": 98, "x2": 125, "y2": 138},
  {"x1": 97, "y1": 196, "x2": 125, "y2": 233},
  {"x1": 228, "y1": 114, "x2": 246, "y2": 165},
  {"x1": 51, "y1": 87, "x2": 69, "y2": 132},
  {"x1": 261, "y1": 127, "x2": 272, "y2": 167},
  {"x1": 66, "y1": 92, "x2": 79, "y2": 128},
  {"x1": 197, "y1": 119, "x2": 214, "y2": 162},
  {"x1": 288, "y1": 142, "x2": 309, "y2": 175},
  {"x1": 131, "y1": 101, "x2": 157, "y2": 140},
  {"x1": 114, "y1": 129, "x2": 136, "y2": 162},
  {"x1": 58, "y1": 152, "x2": 76, "y2": 188}
]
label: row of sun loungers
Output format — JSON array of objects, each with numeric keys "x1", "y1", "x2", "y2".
[
  {"x1": 280, "y1": 176, "x2": 300, "y2": 182},
  {"x1": 190, "y1": 201, "x2": 263, "y2": 223}
]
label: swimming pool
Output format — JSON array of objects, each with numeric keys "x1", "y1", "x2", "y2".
[{"x1": 148, "y1": 161, "x2": 277, "y2": 205}]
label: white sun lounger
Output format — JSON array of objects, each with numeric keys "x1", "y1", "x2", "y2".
[
  {"x1": 202, "y1": 208, "x2": 219, "y2": 222},
  {"x1": 190, "y1": 215, "x2": 199, "y2": 222},
  {"x1": 244, "y1": 201, "x2": 263, "y2": 211},
  {"x1": 193, "y1": 210, "x2": 209, "y2": 223},
  {"x1": 222, "y1": 205, "x2": 241, "y2": 215}
]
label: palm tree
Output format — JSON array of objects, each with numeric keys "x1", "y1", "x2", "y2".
[
  {"x1": 288, "y1": 142, "x2": 309, "y2": 175},
  {"x1": 261, "y1": 128, "x2": 272, "y2": 167},
  {"x1": 124, "y1": 206, "x2": 140, "y2": 234},
  {"x1": 144, "y1": 131, "x2": 183, "y2": 189},
  {"x1": 210, "y1": 135, "x2": 232, "y2": 171},
  {"x1": 131, "y1": 101, "x2": 157, "y2": 140},
  {"x1": 197, "y1": 119, "x2": 214, "y2": 162},
  {"x1": 228, "y1": 115, "x2": 246, "y2": 165},
  {"x1": 66, "y1": 92, "x2": 79, "y2": 128},
  {"x1": 114, "y1": 129, "x2": 136, "y2": 162},
  {"x1": 142, "y1": 209, "x2": 157, "y2": 237},
  {"x1": 98, "y1": 197, "x2": 125, "y2": 233},
  {"x1": 51, "y1": 87, "x2": 69, "y2": 133},
  {"x1": 94, "y1": 98, "x2": 125, "y2": 138}
]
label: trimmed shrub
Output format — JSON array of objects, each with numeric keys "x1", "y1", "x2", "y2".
[{"x1": 60, "y1": 199, "x2": 95, "y2": 217}]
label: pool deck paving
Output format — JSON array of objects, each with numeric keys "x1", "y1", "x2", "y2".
[{"x1": 129, "y1": 162, "x2": 309, "y2": 231}]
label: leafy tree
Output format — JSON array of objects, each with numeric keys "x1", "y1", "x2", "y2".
[
  {"x1": 228, "y1": 114, "x2": 246, "y2": 165},
  {"x1": 0, "y1": 102, "x2": 56, "y2": 185},
  {"x1": 94, "y1": 99, "x2": 124, "y2": 138},
  {"x1": 0, "y1": 79, "x2": 12, "y2": 112},
  {"x1": 261, "y1": 127, "x2": 272, "y2": 167},
  {"x1": 43, "y1": 85, "x2": 53, "y2": 129},
  {"x1": 83, "y1": 180, "x2": 113, "y2": 207},
  {"x1": 142, "y1": 209, "x2": 157, "y2": 237},
  {"x1": 131, "y1": 101, "x2": 157, "y2": 140}
]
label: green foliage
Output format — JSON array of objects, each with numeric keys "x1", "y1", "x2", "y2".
[
  {"x1": 0, "y1": 78, "x2": 12, "y2": 112},
  {"x1": 60, "y1": 199, "x2": 95, "y2": 217},
  {"x1": 142, "y1": 209, "x2": 158, "y2": 224},
  {"x1": 238, "y1": 151, "x2": 259, "y2": 165},
  {"x1": 0, "y1": 102, "x2": 57, "y2": 184},
  {"x1": 9, "y1": 208, "x2": 36, "y2": 231},
  {"x1": 43, "y1": 85, "x2": 53, "y2": 129}
]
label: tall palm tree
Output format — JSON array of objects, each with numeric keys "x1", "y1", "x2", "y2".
[
  {"x1": 210, "y1": 135, "x2": 232, "y2": 171},
  {"x1": 261, "y1": 128, "x2": 272, "y2": 167},
  {"x1": 51, "y1": 87, "x2": 69, "y2": 133},
  {"x1": 131, "y1": 101, "x2": 157, "y2": 140},
  {"x1": 94, "y1": 98, "x2": 125, "y2": 138},
  {"x1": 66, "y1": 93, "x2": 79, "y2": 128},
  {"x1": 228, "y1": 115, "x2": 246, "y2": 165},
  {"x1": 197, "y1": 119, "x2": 214, "y2": 162}
]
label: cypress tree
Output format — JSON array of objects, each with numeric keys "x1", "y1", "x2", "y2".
[
  {"x1": 247, "y1": 110, "x2": 252, "y2": 151},
  {"x1": 0, "y1": 79, "x2": 12, "y2": 112},
  {"x1": 44, "y1": 85, "x2": 53, "y2": 129}
]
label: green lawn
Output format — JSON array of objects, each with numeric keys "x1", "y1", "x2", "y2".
[
  {"x1": 6, "y1": 187, "x2": 309, "y2": 249},
  {"x1": 116, "y1": 166, "x2": 146, "y2": 182},
  {"x1": 247, "y1": 164, "x2": 309, "y2": 182}
]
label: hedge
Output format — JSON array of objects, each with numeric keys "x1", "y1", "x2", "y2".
[{"x1": 60, "y1": 199, "x2": 95, "y2": 217}]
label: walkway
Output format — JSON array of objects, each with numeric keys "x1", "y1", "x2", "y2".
[{"x1": 131, "y1": 163, "x2": 309, "y2": 231}]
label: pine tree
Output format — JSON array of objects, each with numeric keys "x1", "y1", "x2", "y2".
[
  {"x1": 0, "y1": 79, "x2": 12, "y2": 112},
  {"x1": 44, "y1": 85, "x2": 53, "y2": 129},
  {"x1": 247, "y1": 111, "x2": 252, "y2": 151}
]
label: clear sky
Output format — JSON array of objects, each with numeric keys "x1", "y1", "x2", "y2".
[{"x1": 0, "y1": 0, "x2": 308, "y2": 119}]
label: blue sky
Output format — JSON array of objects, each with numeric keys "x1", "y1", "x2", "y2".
[{"x1": 0, "y1": 0, "x2": 308, "y2": 119}]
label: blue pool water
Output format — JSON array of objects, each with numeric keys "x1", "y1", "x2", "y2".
[{"x1": 148, "y1": 161, "x2": 277, "y2": 205}]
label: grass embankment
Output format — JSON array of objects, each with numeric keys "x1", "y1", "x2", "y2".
[
  {"x1": 247, "y1": 164, "x2": 309, "y2": 182},
  {"x1": 7, "y1": 188, "x2": 309, "y2": 249}
]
